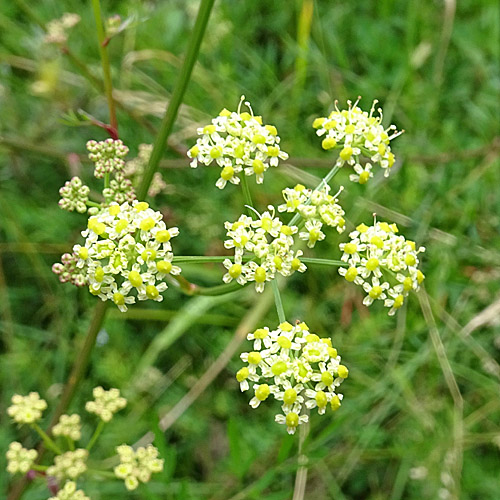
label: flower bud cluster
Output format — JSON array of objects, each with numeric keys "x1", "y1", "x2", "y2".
[
  {"x1": 6, "y1": 442, "x2": 37, "y2": 475},
  {"x1": 237, "y1": 321, "x2": 347, "y2": 434},
  {"x1": 7, "y1": 392, "x2": 47, "y2": 424},
  {"x1": 64, "y1": 200, "x2": 181, "y2": 312},
  {"x1": 102, "y1": 172, "x2": 136, "y2": 204},
  {"x1": 188, "y1": 99, "x2": 288, "y2": 188},
  {"x1": 86, "y1": 139, "x2": 129, "y2": 178},
  {"x1": 53, "y1": 414, "x2": 82, "y2": 441},
  {"x1": 45, "y1": 13, "x2": 80, "y2": 44},
  {"x1": 278, "y1": 183, "x2": 346, "y2": 247},
  {"x1": 114, "y1": 444, "x2": 164, "y2": 491},
  {"x1": 47, "y1": 449, "x2": 88, "y2": 480},
  {"x1": 223, "y1": 210, "x2": 306, "y2": 293},
  {"x1": 313, "y1": 99, "x2": 402, "y2": 182},
  {"x1": 52, "y1": 252, "x2": 88, "y2": 287},
  {"x1": 49, "y1": 481, "x2": 90, "y2": 500},
  {"x1": 58, "y1": 177, "x2": 90, "y2": 213},
  {"x1": 85, "y1": 386, "x2": 127, "y2": 422},
  {"x1": 339, "y1": 221, "x2": 425, "y2": 315}
]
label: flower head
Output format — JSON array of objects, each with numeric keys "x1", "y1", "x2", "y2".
[
  {"x1": 339, "y1": 220, "x2": 425, "y2": 315},
  {"x1": 45, "y1": 13, "x2": 80, "y2": 44},
  {"x1": 58, "y1": 177, "x2": 90, "y2": 213},
  {"x1": 188, "y1": 97, "x2": 288, "y2": 188},
  {"x1": 47, "y1": 449, "x2": 88, "y2": 480},
  {"x1": 313, "y1": 99, "x2": 402, "y2": 180},
  {"x1": 85, "y1": 386, "x2": 127, "y2": 422},
  {"x1": 222, "y1": 209, "x2": 305, "y2": 293},
  {"x1": 52, "y1": 414, "x2": 82, "y2": 441},
  {"x1": 7, "y1": 393, "x2": 47, "y2": 424},
  {"x1": 237, "y1": 320, "x2": 347, "y2": 434},
  {"x1": 6, "y1": 442, "x2": 37, "y2": 475},
  {"x1": 87, "y1": 139, "x2": 129, "y2": 178},
  {"x1": 55, "y1": 200, "x2": 181, "y2": 311},
  {"x1": 114, "y1": 444, "x2": 164, "y2": 491},
  {"x1": 48, "y1": 482, "x2": 90, "y2": 500}
]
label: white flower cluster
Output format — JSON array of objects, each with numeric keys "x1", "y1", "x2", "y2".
[
  {"x1": 188, "y1": 99, "x2": 288, "y2": 188},
  {"x1": 114, "y1": 444, "x2": 164, "y2": 491},
  {"x1": 58, "y1": 177, "x2": 90, "y2": 213},
  {"x1": 48, "y1": 481, "x2": 90, "y2": 500},
  {"x1": 85, "y1": 387, "x2": 127, "y2": 422},
  {"x1": 67, "y1": 200, "x2": 181, "y2": 312},
  {"x1": 339, "y1": 221, "x2": 425, "y2": 315},
  {"x1": 123, "y1": 144, "x2": 167, "y2": 198},
  {"x1": 52, "y1": 252, "x2": 88, "y2": 287},
  {"x1": 7, "y1": 392, "x2": 47, "y2": 424},
  {"x1": 237, "y1": 321, "x2": 347, "y2": 434},
  {"x1": 47, "y1": 449, "x2": 88, "y2": 481},
  {"x1": 6, "y1": 442, "x2": 37, "y2": 475},
  {"x1": 223, "y1": 210, "x2": 306, "y2": 293},
  {"x1": 53, "y1": 414, "x2": 82, "y2": 441},
  {"x1": 86, "y1": 139, "x2": 129, "y2": 178},
  {"x1": 45, "y1": 13, "x2": 80, "y2": 44},
  {"x1": 313, "y1": 99, "x2": 402, "y2": 182},
  {"x1": 278, "y1": 183, "x2": 346, "y2": 247}
]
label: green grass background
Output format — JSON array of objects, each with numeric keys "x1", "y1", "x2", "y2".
[{"x1": 0, "y1": 0, "x2": 499, "y2": 498}]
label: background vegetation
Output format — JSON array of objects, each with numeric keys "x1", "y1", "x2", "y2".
[{"x1": 1, "y1": 0, "x2": 499, "y2": 498}]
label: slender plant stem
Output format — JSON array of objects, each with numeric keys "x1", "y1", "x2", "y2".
[
  {"x1": 87, "y1": 469, "x2": 116, "y2": 479},
  {"x1": 172, "y1": 255, "x2": 345, "y2": 267},
  {"x1": 49, "y1": 301, "x2": 108, "y2": 430},
  {"x1": 301, "y1": 257, "x2": 345, "y2": 267},
  {"x1": 31, "y1": 464, "x2": 48, "y2": 472},
  {"x1": 240, "y1": 174, "x2": 254, "y2": 215},
  {"x1": 31, "y1": 423, "x2": 62, "y2": 455},
  {"x1": 138, "y1": 0, "x2": 216, "y2": 199},
  {"x1": 292, "y1": 414, "x2": 310, "y2": 500},
  {"x1": 289, "y1": 165, "x2": 341, "y2": 227},
  {"x1": 91, "y1": 0, "x2": 118, "y2": 132},
  {"x1": 86, "y1": 420, "x2": 105, "y2": 451},
  {"x1": 66, "y1": 436, "x2": 75, "y2": 451},
  {"x1": 272, "y1": 279, "x2": 286, "y2": 323},
  {"x1": 104, "y1": 173, "x2": 110, "y2": 190}
]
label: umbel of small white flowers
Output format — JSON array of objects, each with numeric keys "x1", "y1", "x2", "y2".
[
  {"x1": 52, "y1": 200, "x2": 182, "y2": 312},
  {"x1": 222, "y1": 183, "x2": 345, "y2": 293},
  {"x1": 188, "y1": 96, "x2": 289, "y2": 188},
  {"x1": 237, "y1": 320, "x2": 348, "y2": 435},
  {"x1": 339, "y1": 220, "x2": 425, "y2": 315},
  {"x1": 5, "y1": 387, "x2": 164, "y2": 498},
  {"x1": 313, "y1": 98, "x2": 403, "y2": 184}
]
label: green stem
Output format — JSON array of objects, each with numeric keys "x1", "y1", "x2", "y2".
[
  {"x1": 86, "y1": 420, "x2": 105, "y2": 451},
  {"x1": 104, "y1": 172, "x2": 110, "y2": 190},
  {"x1": 272, "y1": 279, "x2": 286, "y2": 323},
  {"x1": 138, "y1": 0, "x2": 216, "y2": 199},
  {"x1": 91, "y1": 0, "x2": 118, "y2": 132},
  {"x1": 87, "y1": 469, "x2": 116, "y2": 479},
  {"x1": 31, "y1": 423, "x2": 62, "y2": 455},
  {"x1": 172, "y1": 255, "x2": 345, "y2": 267},
  {"x1": 172, "y1": 255, "x2": 251, "y2": 264},
  {"x1": 31, "y1": 464, "x2": 48, "y2": 472},
  {"x1": 66, "y1": 436, "x2": 75, "y2": 451},
  {"x1": 240, "y1": 174, "x2": 254, "y2": 215},
  {"x1": 86, "y1": 200, "x2": 102, "y2": 208},
  {"x1": 48, "y1": 301, "x2": 109, "y2": 431},
  {"x1": 301, "y1": 257, "x2": 345, "y2": 266},
  {"x1": 288, "y1": 165, "x2": 341, "y2": 227}
]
